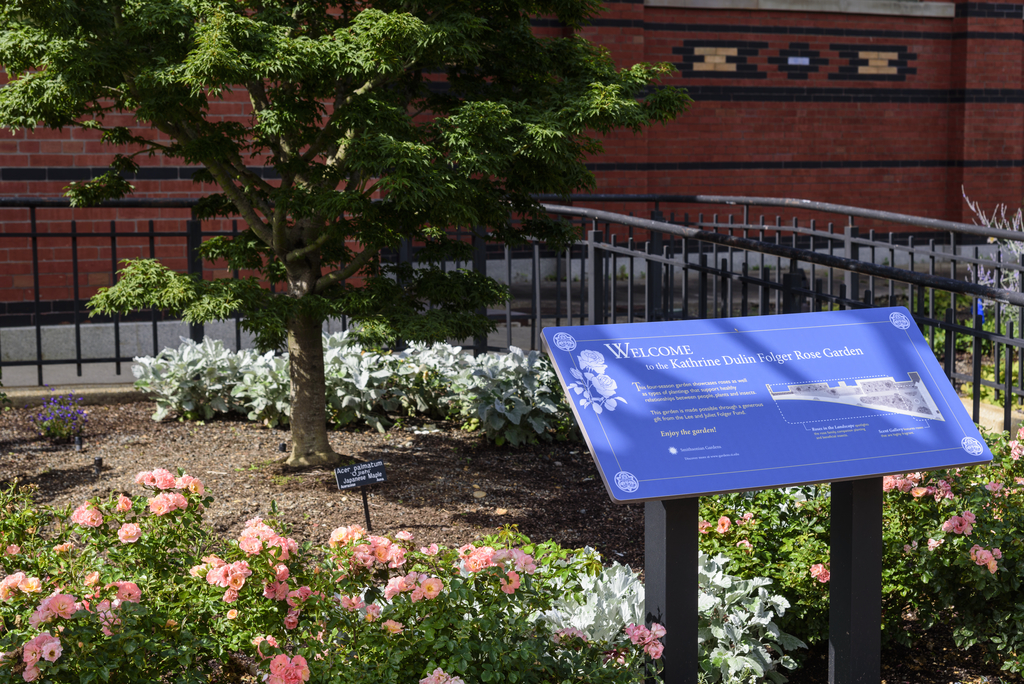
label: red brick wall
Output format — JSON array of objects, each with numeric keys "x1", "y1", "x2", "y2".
[{"x1": 2, "y1": 1, "x2": 1023, "y2": 308}]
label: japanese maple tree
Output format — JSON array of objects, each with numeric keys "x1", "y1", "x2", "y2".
[{"x1": 0, "y1": 0, "x2": 689, "y2": 465}]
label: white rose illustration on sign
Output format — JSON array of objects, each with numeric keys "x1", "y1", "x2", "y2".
[{"x1": 567, "y1": 350, "x2": 626, "y2": 414}]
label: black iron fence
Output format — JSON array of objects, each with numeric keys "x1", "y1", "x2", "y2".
[{"x1": 3, "y1": 194, "x2": 1024, "y2": 428}]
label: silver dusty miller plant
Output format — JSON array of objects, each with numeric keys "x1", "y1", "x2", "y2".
[{"x1": 537, "y1": 552, "x2": 804, "y2": 684}]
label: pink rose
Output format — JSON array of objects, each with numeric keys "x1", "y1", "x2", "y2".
[
  {"x1": 151, "y1": 468, "x2": 176, "y2": 489},
  {"x1": 284, "y1": 610, "x2": 299, "y2": 630},
  {"x1": 117, "y1": 523, "x2": 142, "y2": 544},
  {"x1": 382, "y1": 619, "x2": 404, "y2": 635},
  {"x1": 48, "y1": 594, "x2": 77, "y2": 619},
  {"x1": 421, "y1": 577, "x2": 443, "y2": 599},
  {"x1": 71, "y1": 503, "x2": 103, "y2": 528},
  {"x1": 115, "y1": 495, "x2": 133, "y2": 512},
  {"x1": 112, "y1": 581, "x2": 141, "y2": 603},
  {"x1": 716, "y1": 516, "x2": 731, "y2": 534},
  {"x1": 5, "y1": 545, "x2": 19, "y2": 556}
]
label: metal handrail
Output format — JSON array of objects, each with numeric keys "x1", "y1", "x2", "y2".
[
  {"x1": 535, "y1": 193, "x2": 1024, "y2": 243},
  {"x1": 541, "y1": 203, "x2": 1024, "y2": 307}
]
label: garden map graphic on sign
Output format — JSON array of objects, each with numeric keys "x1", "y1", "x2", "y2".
[{"x1": 542, "y1": 308, "x2": 992, "y2": 503}]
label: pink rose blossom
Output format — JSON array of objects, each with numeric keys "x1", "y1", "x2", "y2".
[
  {"x1": 986, "y1": 482, "x2": 1003, "y2": 494},
  {"x1": 151, "y1": 468, "x2": 176, "y2": 489},
  {"x1": 226, "y1": 609, "x2": 238, "y2": 619},
  {"x1": 928, "y1": 538, "x2": 944, "y2": 551},
  {"x1": 364, "y1": 604, "x2": 382, "y2": 622},
  {"x1": 698, "y1": 520, "x2": 712, "y2": 534},
  {"x1": 421, "y1": 577, "x2": 443, "y2": 599},
  {"x1": 284, "y1": 609, "x2": 300, "y2": 630},
  {"x1": 117, "y1": 523, "x2": 142, "y2": 544},
  {"x1": 810, "y1": 563, "x2": 830, "y2": 583},
  {"x1": 223, "y1": 588, "x2": 239, "y2": 603},
  {"x1": 382, "y1": 619, "x2": 404, "y2": 634},
  {"x1": 110, "y1": 581, "x2": 141, "y2": 603},
  {"x1": 48, "y1": 594, "x2": 77, "y2": 619},
  {"x1": 552, "y1": 627, "x2": 589, "y2": 645},
  {"x1": 420, "y1": 668, "x2": 466, "y2": 684},
  {"x1": 116, "y1": 494, "x2": 133, "y2": 512},
  {"x1": 716, "y1": 516, "x2": 731, "y2": 534},
  {"x1": 39, "y1": 639, "x2": 61, "y2": 663},
  {"x1": 328, "y1": 525, "x2": 365, "y2": 548},
  {"x1": 500, "y1": 571, "x2": 521, "y2": 594},
  {"x1": 238, "y1": 535, "x2": 263, "y2": 555},
  {"x1": 340, "y1": 595, "x2": 365, "y2": 612},
  {"x1": 71, "y1": 503, "x2": 103, "y2": 528},
  {"x1": 420, "y1": 543, "x2": 439, "y2": 555},
  {"x1": 19, "y1": 577, "x2": 41, "y2": 593},
  {"x1": 395, "y1": 530, "x2": 414, "y2": 541},
  {"x1": 5, "y1": 545, "x2": 19, "y2": 556}
]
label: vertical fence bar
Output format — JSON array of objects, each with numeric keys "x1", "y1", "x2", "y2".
[
  {"x1": 186, "y1": 217, "x2": 205, "y2": 343},
  {"x1": 473, "y1": 227, "x2": 488, "y2": 356},
  {"x1": 505, "y1": 245, "x2": 513, "y2": 351},
  {"x1": 973, "y1": 309, "x2": 983, "y2": 423},
  {"x1": 149, "y1": 220, "x2": 159, "y2": 356},
  {"x1": 110, "y1": 220, "x2": 122, "y2": 376},
  {"x1": 1005, "y1": 321, "x2": 1014, "y2": 431},
  {"x1": 71, "y1": 219, "x2": 82, "y2": 377},
  {"x1": 533, "y1": 241, "x2": 542, "y2": 350},
  {"x1": 30, "y1": 206, "x2": 43, "y2": 386},
  {"x1": 587, "y1": 228, "x2": 602, "y2": 326}
]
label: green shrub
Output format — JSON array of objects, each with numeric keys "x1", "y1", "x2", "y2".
[
  {"x1": 0, "y1": 478, "x2": 664, "y2": 684},
  {"x1": 699, "y1": 427, "x2": 1024, "y2": 674},
  {"x1": 131, "y1": 334, "x2": 580, "y2": 445}
]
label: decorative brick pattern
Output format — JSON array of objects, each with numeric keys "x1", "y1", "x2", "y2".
[
  {"x1": 829, "y1": 44, "x2": 918, "y2": 81},
  {"x1": 673, "y1": 40, "x2": 769, "y2": 79},
  {"x1": 768, "y1": 43, "x2": 828, "y2": 80}
]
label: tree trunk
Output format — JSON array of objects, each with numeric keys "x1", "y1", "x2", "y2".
[{"x1": 284, "y1": 309, "x2": 341, "y2": 467}]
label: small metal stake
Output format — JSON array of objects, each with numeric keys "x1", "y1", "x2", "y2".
[
  {"x1": 361, "y1": 487, "x2": 372, "y2": 532},
  {"x1": 278, "y1": 442, "x2": 287, "y2": 453},
  {"x1": 74, "y1": 436, "x2": 82, "y2": 452},
  {"x1": 93, "y1": 457, "x2": 102, "y2": 477}
]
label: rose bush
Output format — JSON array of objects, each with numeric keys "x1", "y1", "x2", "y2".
[
  {"x1": 0, "y1": 473, "x2": 664, "y2": 684},
  {"x1": 698, "y1": 426, "x2": 1024, "y2": 673}
]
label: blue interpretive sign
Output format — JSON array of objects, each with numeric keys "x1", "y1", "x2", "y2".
[{"x1": 542, "y1": 307, "x2": 992, "y2": 502}]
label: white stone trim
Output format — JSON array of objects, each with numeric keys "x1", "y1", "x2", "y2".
[{"x1": 645, "y1": 0, "x2": 955, "y2": 18}]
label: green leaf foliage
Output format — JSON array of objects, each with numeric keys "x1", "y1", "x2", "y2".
[{"x1": 0, "y1": 0, "x2": 690, "y2": 346}]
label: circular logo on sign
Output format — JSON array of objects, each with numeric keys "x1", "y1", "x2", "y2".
[
  {"x1": 961, "y1": 436, "x2": 984, "y2": 456},
  {"x1": 889, "y1": 312, "x2": 911, "y2": 330},
  {"x1": 552, "y1": 332, "x2": 577, "y2": 352},
  {"x1": 614, "y1": 471, "x2": 640, "y2": 493}
]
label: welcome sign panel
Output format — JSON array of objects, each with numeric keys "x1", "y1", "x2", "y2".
[{"x1": 542, "y1": 308, "x2": 992, "y2": 503}]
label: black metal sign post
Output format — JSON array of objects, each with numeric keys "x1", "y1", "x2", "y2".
[
  {"x1": 645, "y1": 499, "x2": 699, "y2": 684},
  {"x1": 829, "y1": 477, "x2": 882, "y2": 684},
  {"x1": 643, "y1": 479, "x2": 883, "y2": 684},
  {"x1": 334, "y1": 460, "x2": 387, "y2": 533}
]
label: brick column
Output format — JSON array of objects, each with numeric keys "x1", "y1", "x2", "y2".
[{"x1": 945, "y1": 1, "x2": 1024, "y2": 222}]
